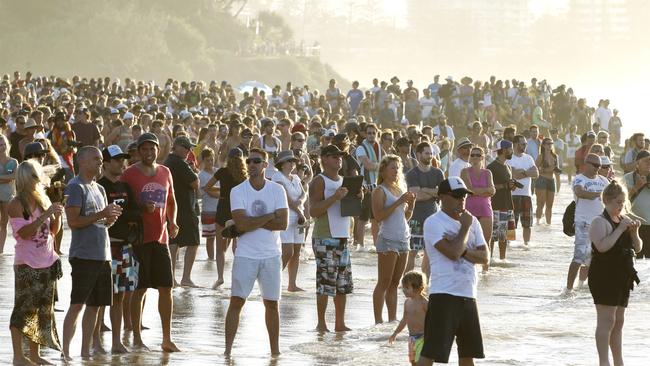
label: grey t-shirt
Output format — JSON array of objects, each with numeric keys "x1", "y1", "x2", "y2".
[
  {"x1": 406, "y1": 166, "x2": 444, "y2": 223},
  {"x1": 65, "y1": 176, "x2": 111, "y2": 261}
]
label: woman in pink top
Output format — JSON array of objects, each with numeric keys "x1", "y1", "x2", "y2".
[
  {"x1": 461, "y1": 146, "x2": 496, "y2": 246},
  {"x1": 8, "y1": 160, "x2": 64, "y2": 366}
]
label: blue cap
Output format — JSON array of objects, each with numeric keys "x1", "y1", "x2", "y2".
[{"x1": 496, "y1": 140, "x2": 513, "y2": 150}]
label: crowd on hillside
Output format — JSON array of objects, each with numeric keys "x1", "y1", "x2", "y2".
[{"x1": 1, "y1": 70, "x2": 647, "y2": 366}]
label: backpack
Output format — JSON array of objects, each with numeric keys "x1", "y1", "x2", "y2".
[{"x1": 562, "y1": 200, "x2": 576, "y2": 236}]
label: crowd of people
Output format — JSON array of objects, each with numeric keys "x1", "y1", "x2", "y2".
[{"x1": 1, "y1": 70, "x2": 647, "y2": 366}]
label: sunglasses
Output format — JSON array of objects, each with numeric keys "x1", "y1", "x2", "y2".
[
  {"x1": 470, "y1": 154, "x2": 483, "y2": 157},
  {"x1": 246, "y1": 157, "x2": 265, "y2": 165}
]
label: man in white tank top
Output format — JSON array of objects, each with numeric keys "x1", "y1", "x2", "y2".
[{"x1": 309, "y1": 145, "x2": 357, "y2": 332}]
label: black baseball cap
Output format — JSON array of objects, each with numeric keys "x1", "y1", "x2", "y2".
[
  {"x1": 438, "y1": 177, "x2": 474, "y2": 196},
  {"x1": 320, "y1": 145, "x2": 348, "y2": 157},
  {"x1": 137, "y1": 132, "x2": 159, "y2": 147}
]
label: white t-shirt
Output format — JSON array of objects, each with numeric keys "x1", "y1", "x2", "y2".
[
  {"x1": 595, "y1": 107, "x2": 613, "y2": 130},
  {"x1": 271, "y1": 171, "x2": 304, "y2": 223},
  {"x1": 424, "y1": 211, "x2": 487, "y2": 299},
  {"x1": 448, "y1": 158, "x2": 470, "y2": 178},
  {"x1": 419, "y1": 96, "x2": 437, "y2": 120},
  {"x1": 198, "y1": 170, "x2": 218, "y2": 212},
  {"x1": 507, "y1": 153, "x2": 536, "y2": 197},
  {"x1": 573, "y1": 174, "x2": 608, "y2": 222},
  {"x1": 565, "y1": 134, "x2": 581, "y2": 158},
  {"x1": 230, "y1": 180, "x2": 288, "y2": 259}
]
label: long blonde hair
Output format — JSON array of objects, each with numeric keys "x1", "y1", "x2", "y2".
[
  {"x1": 377, "y1": 154, "x2": 406, "y2": 191},
  {"x1": 15, "y1": 160, "x2": 51, "y2": 214}
]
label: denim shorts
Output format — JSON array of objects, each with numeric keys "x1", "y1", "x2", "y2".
[{"x1": 376, "y1": 235, "x2": 409, "y2": 253}]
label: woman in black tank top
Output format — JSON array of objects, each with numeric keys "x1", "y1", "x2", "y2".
[{"x1": 588, "y1": 181, "x2": 641, "y2": 366}]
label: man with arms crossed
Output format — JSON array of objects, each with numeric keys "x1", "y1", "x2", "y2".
[
  {"x1": 419, "y1": 177, "x2": 489, "y2": 366},
  {"x1": 309, "y1": 145, "x2": 355, "y2": 332},
  {"x1": 62, "y1": 146, "x2": 122, "y2": 360},
  {"x1": 120, "y1": 132, "x2": 180, "y2": 352},
  {"x1": 224, "y1": 148, "x2": 288, "y2": 356}
]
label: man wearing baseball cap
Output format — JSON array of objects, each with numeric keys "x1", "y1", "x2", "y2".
[
  {"x1": 164, "y1": 136, "x2": 200, "y2": 287},
  {"x1": 487, "y1": 140, "x2": 516, "y2": 267},
  {"x1": 97, "y1": 145, "x2": 140, "y2": 353},
  {"x1": 420, "y1": 177, "x2": 488, "y2": 365},
  {"x1": 448, "y1": 137, "x2": 473, "y2": 178},
  {"x1": 120, "y1": 132, "x2": 180, "y2": 352}
]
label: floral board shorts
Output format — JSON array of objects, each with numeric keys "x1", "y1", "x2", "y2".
[
  {"x1": 111, "y1": 243, "x2": 139, "y2": 294},
  {"x1": 492, "y1": 210, "x2": 515, "y2": 243},
  {"x1": 312, "y1": 238, "x2": 353, "y2": 297},
  {"x1": 409, "y1": 218, "x2": 424, "y2": 251}
]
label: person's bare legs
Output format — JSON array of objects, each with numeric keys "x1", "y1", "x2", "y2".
[
  {"x1": 28, "y1": 341, "x2": 51, "y2": 365},
  {"x1": 459, "y1": 357, "x2": 476, "y2": 366},
  {"x1": 224, "y1": 296, "x2": 246, "y2": 356},
  {"x1": 62, "y1": 303, "x2": 84, "y2": 360},
  {"x1": 523, "y1": 227, "x2": 531, "y2": 245},
  {"x1": 535, "y1": 189, "x2": 545, "y2": 225},
  {"x1": 92, "y1": 307, "x2": 107, "y2": 355},
  {"x1": 545, "y1": 190, "x2": 555, "y2": 225},
  {"x1": 214, "y1": 225, "x2": 229, "y2": 288},
  {"x1": 122, "y1": 291, "x2": 133, "y2": 331},
  {"x1": 0, "y1": 202, "x2": 8, "y2": 254},
  {"x1": 610, "y1": 306, "x2": 625, "y2": 366},
  {"x1": 109, "y1": 293, "x2": 128, "y2": 353},
  {"x1": 130, "y1": 288, "x2": 149, "y2": 350},
  {"x1": 287, "y1": 244, "x2": 303, "y2": 292},
  {"x1": 263, "y1": 299, "x2": 281, "y2": 355},
  {"x1": 281, "y1": 244, "x2": 293, "y2": 269},
  {"x1": 333, "y1": 294, "x2": 350, "y2": 331},
  {"x1": 354, "y1": 219, "x2": 367, "y2": 248},
  {"x1": 386, "y1": 252, "x2": 408, "y2": 322},
  {"x1": 10, "y1": 326, "x2": 37, "y2": 365},
  {"x1": 81, "y1": 306, "x2": 100, "y2": 358},
  {"x1": 498, "y1": 240, "x2": 507, "y2": 260},
  {"x1": 579, "y1": 265, "x2": 589, "y2": 283},
  {"x1": 373, "y1": 252, "x2": 398, "y2": 324},
  {"x1": 158, "y1": 287, "x2": 180, "y2": 352},
  {"x1": 478, "y1": 217, "x2": 492, "y2": 248},
  {"x1": 566, "y1": 261, "x2": 581, "y2": 290},
  {"x1": 206, "y1": 236, "x2": 216, "y2": 261},
  {"x1": 316, "y1": 295, "x2": 330, "y2": 332},
  {"x1": 180, "y1": 246, "x2": 198, "y2": 287},
  {"x1": 595, "y1": 304, "x2": 616, "y2": 366},
  {"x1": 169, "y1": 244, "x2": 180, "y2": 287}
]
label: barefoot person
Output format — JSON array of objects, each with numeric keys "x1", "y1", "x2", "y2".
[
  {"x1": 564, "y1": 153, "x2": 609, "y2": 293},
  {"x1": 461, "y1": 146, "x2": 495, "y2": 249},
  {"x1": 164, "y1": 136, "x2": 200, "y2": 287},
  {"x1": 120, "y1": 133, "x2": 180, "y2": 352},
  {"x1": 372, "y1": 155, "x2": 416, "y2": 324},
  {"x1": 224, "y1": 148, "x2": 288, "y2": 356},
  {"x1": 309, "y1": 145, "x2": 355, "y2": 332},
  {"x1": 534, "y1": 138, "x2": 560, "y2": 225},
  {"x1": 9, "y1": 161, "x2": 64, "y2": 365},
  {"x1": 419, "y1": 177, "x2": 489, "y2": 365},
  {"x1": 62, "y1": 147, "x2": 123, "y2": 360},
  {"x1": 272, "y1": 150, "x2": 307, "y2": 292},
  {"x1": 588, "y1": 181, "x2": 641, "y2": 366},
  {"x1": 97, "y1": 145, "x2": 140, "y2": 354},
  {"x1": 486, "y1": 140, "x2": 515, "y2": 267},
  {"x1": 388, "y1": 271, "x2": 428, "y2": 366}
]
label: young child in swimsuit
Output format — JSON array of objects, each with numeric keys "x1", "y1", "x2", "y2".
[{"x1": 388, "y1": 271, "x2": 428, "y2": 365}]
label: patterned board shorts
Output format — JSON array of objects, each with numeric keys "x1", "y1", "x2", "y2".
[
  {"x1": 111, "y1": 243, "x2": 139, "y2": 294},
  {"x1": 201, "y1": 211, "x2": 217, "y2": 238},
  {"x1": 492, "y1": 210, "x2": 515, "y2": 243},
  {"x1": 312, "y1": 238, "x2": 353, "y2": 297},
  {"x1": 409, "y1": 218, "x2": 424, "y2": 251},
  {"x1": 573, "y1": 221, "x2": 592, "y2": 265},
  {"x1": 512, "y1": 195, "x2": 533, "y2": 228}
]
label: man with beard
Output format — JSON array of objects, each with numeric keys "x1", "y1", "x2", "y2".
[
  {"x1": 486, "y1": 140, "x2": 516, "y2": 268},
  {"x1": 405, "y1": 142, "x2": 444, "y2": 274},
  {"x1": 120, "y1": 133, "x2": 180, "y2": 352}
]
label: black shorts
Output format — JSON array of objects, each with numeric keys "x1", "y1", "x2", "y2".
[
  {"x1": 359, "y1": 192, "x2": 374, "y2": 221},
  {"x1": 70, "y1": 258, "x2": 113, "y2": 307},
  {"x1": 132, "y1": 242, "x2": 174, "y2": 289},
  {"x1": 421, "y1": 293, "x2": 485, "y2": 363}
]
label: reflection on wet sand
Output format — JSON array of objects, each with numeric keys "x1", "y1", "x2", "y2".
[{"x1": 1, "y1": 177, "x2": 649, "y2": 365}]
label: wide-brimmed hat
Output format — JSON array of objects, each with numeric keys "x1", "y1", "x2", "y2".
[
  {"x1": 456, "y1": 137, "x2": 473, "y2": 150},
  {"x1": 275, "y1": 150, "x2": 298, "y2": 166},
  {"x1": 23, "y1": 142, "x2": 48, "y2": 159}
]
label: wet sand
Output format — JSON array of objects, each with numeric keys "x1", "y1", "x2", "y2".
[{"x1": 1, "y1": 177, "x2": 649, "y2": 365}]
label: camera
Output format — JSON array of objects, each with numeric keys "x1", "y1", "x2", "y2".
[{"x1": 511, "y1": 179, "x2": 524, "y2": 189}]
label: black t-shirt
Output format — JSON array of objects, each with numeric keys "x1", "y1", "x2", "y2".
[
  {"x1": 340, "y1": 154, "x2": 360, "y2": 177},
  {"x1": 163, "y1": 154, "x2": 198, "y2": 215},
  {"x1": 9, "y1": 131, "x2": 25, "y2": 160},
  {"x1": 487, "y1": 159, "x2": 513, "y2": 211},
  {"x1": 97, "y1": 176, "x2": 139, "y2": 242},
  {"x1": 213, "y1": 167, "x2": 240, "y2": 218},
  {"x1": 405, "y1": 165, "x2": 444, "y2": 222}
]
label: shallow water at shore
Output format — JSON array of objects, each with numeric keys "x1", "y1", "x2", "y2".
[{"x1": 1, "y1": 176, "x2": 649, "y2": 365}]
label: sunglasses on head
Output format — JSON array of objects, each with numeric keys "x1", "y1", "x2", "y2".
[{"x1": 246, "y1": 157, "x2": 265, "y2": 165}]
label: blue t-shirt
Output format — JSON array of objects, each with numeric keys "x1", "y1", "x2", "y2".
[
  {"x1": 347, "y1": 89, "x2": 363, "y2": 114},
  {"x1": 65, "y1": 176, "x2": 111, "y2": 261}
]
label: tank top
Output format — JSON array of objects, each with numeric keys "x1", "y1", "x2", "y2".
[
  {"x1": 377, "y1": 185, "x2": 410, "y2": 242},
  {"x1": 465, "y1": 168, "x2": 493, "y2": 218},
  {"x1": 313, "y1": 174, "x2": 350, "y2": 239}
]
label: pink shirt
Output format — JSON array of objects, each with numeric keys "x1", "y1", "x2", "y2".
[{"x1": 11, "y1": 208, "x2": 59, "y2": 269}]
